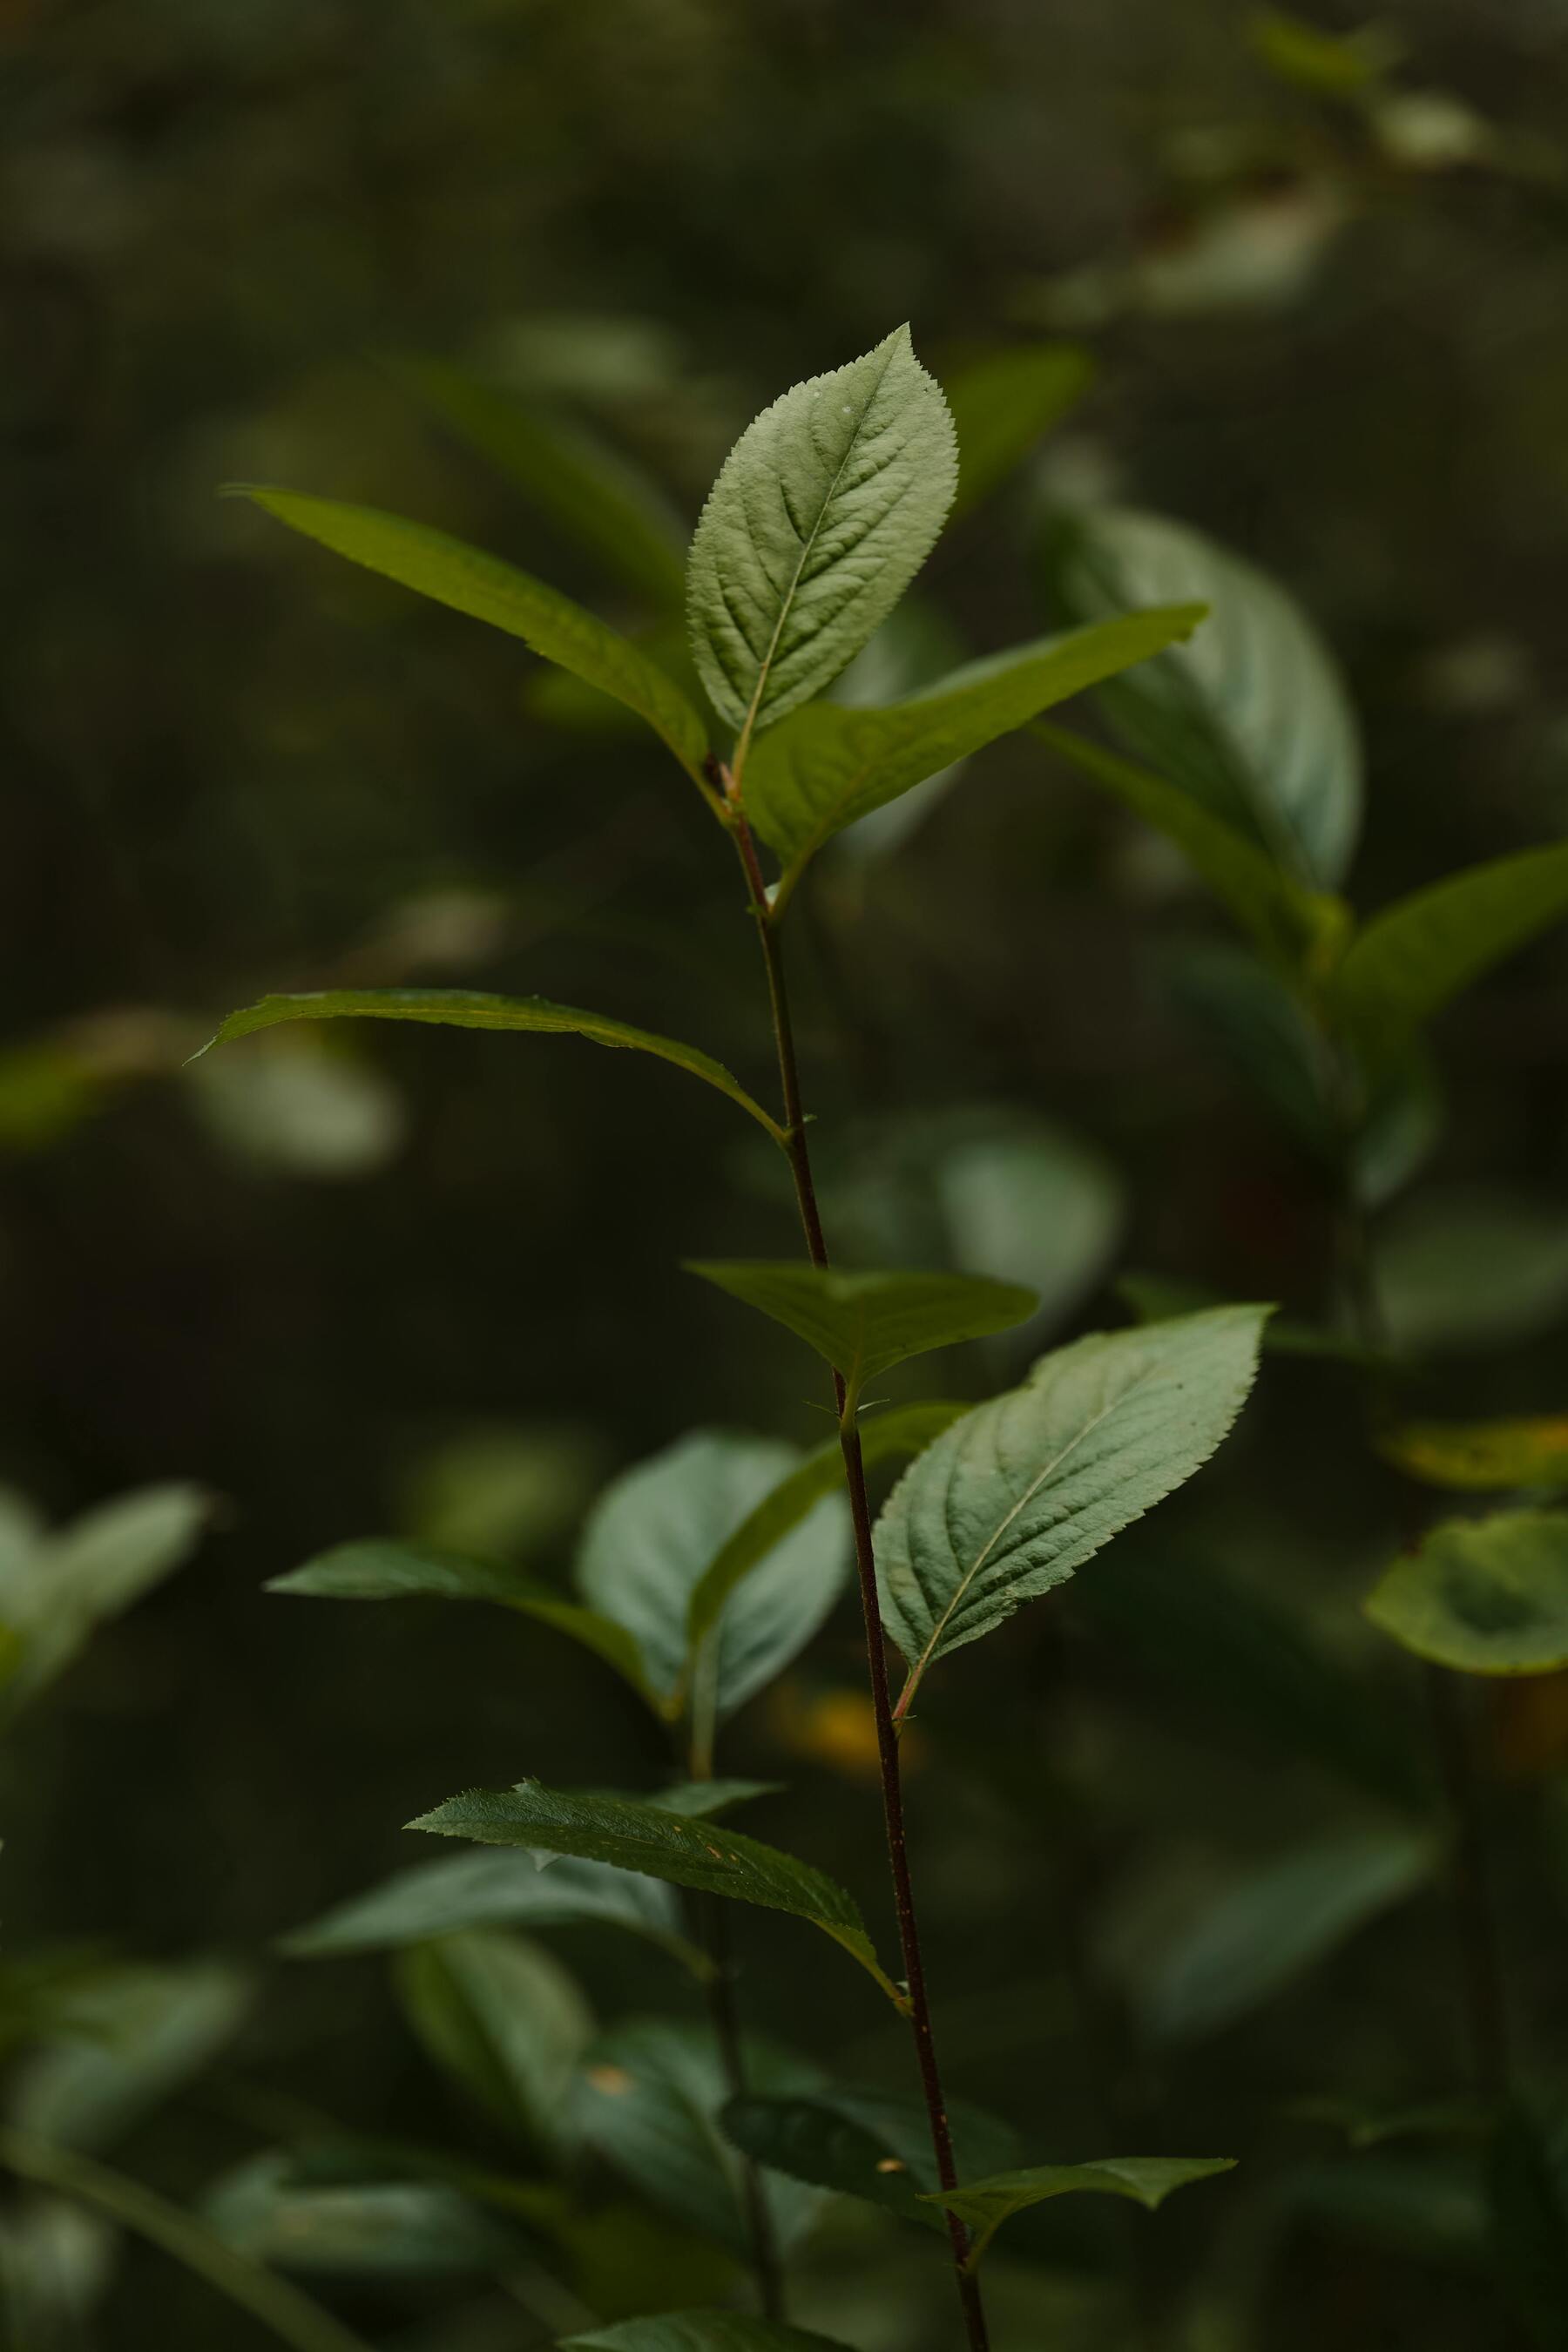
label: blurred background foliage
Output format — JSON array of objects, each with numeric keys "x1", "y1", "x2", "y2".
[{"x1": 3, "y1": 0, "x2": 1568, "y2": 2346}]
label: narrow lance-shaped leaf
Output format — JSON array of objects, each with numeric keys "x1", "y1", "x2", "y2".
[
  {"x1": 743, "y1": 608, "x2": 1207, "y2": 907},
  {"x1": 395, "y1": 1930, "x2": 591, "y2": 2151},
  {"x1": 389, "y1": 355, "x2": 688, "y2": 611},
  {"x1": 686, "y1": 1263, "x2": 1037, "y2": 1407},
  {"x1": 686, "y1": 327, "x2": 957, "y2": 764},
  {"x1": 228, "y1": 487, "x2": 711, "y2": 790},
  {"x1": 922, "y1": 2156, "x2": 1237, "y2": 2268},
  {"x1": 1376, "y1": 1417, "x2": 1568, "y2": 1492},
  {"x1": 944, "y1": 342, "x2": 1094, "y2": 521},
  {"x1": 193, "y1": 990, "x2": 781, "y2": 1139},
  {"x1": 1031, "y1": 722, "x2": 1324, "y2": 976},
  {"x1": 267, "y1": 1540, "x2": 658, "y2": 1711},
  {"x1": 1364, "y1": 1511, "x2": 1568, "y2": 1675},
  {"x1": 409, "y1": 1782, "x2": 903, "y2": 2006},
  {"x1": 565, "y1": 2317, "x2": 855, "y2": 2352},
  {"x1": 1335, "y1": 841, "x2": 1568, "y2": 1037},
  {"x1": 877, "y1": 1307, "x2": 1269, "y2": 1711},
  {"x1": 721, "y1": 2085, "x2": 1018, "y2": 2232}
]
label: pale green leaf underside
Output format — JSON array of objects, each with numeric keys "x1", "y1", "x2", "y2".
[
  {"x1": 923, "y1": 2156, "x2": 1236, "y2": 2267},
  {"x1": 741, "y1": 606, "x2": 1206, "y2": 891},
  {"x1": 1032, "y1": 722, "x2": 1321, "y2": 974},
  {"x1": 277, "y1": 1849, "x2": 700, "y2": 1970},
  {"x1": 268, "y1": 1540, "x2": 656, "y2": 1707},
  {"x1": 566, "y1": 2316, "x2": 854, "y2": 2352},
  {"x1": 877, "y1": 1307, "x2": 1269, "y2": 1707},
  {"x1": 409, "y1": 1782, "x2": 901, "y2": 2004},
  {"x1": 685, "y1": 1401, "x2": 966, "y2": 1655},
  {"x1": 195, "y1": 990, "x2": 780, "y2": 1138},
  {"x1": 686, "y1": 327, "x2": 957, "y2": 747},
  {"x1": 1335, "y1": 841, "x2": 1568, "y2": 1035},
  {"x1": 1364, "y1": 1510, "x2": 1568, "y2": 1675},
  {"x1": 686, "y1": 1261, "x2": 1037, "y2": 1397},
  {"x1": 229, "y1": 486, "x2": 709, "y2": 782}
]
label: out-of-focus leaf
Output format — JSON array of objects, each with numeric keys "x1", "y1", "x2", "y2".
[
  {"x1": 1286, "y1": 2152, "x2": 1487, "y2": 2266},
  {"x1": 268, "y1": 1540, "x2": 658, "y2": 1709},
  {"x1": 0, "y1": 2193, "x2": 118, "y2": 2344},
  {"x1": 1364, "y1": 1511, "x2": 1568, "y2": 1676},
  {"x1": 228, "y1": 488, "x2": 711, "y2": 785},
  {"x1": 1038, "y1": 504, "x2": 1362, "y2": 887},
  {"x1": 186, "y1": 1033, "x2": 405, "y2": 1179},
  {"x1": 395, "y1": 1930, "x2": 592, "y2": 2149},
  {"x1": 278, "y1": 1849, "x2": 701, "y2": 1972},
  {"x1": 686, "y1": 1262, "x2": 1037, "y2": 1401},
  {"x1": 1374, "y1": 1189, "x2": 1568, "y2": 1357},
  {"x1": 574, "y1": 1431, "x2": 850, "y2": 1720},
  {"x1": 0, "y1": 1040, "x2": 110, "y2": 1153},
  {"x1": 1378, "y1": 1418, "x2": 1568, "y2": 1493},
  {"x1": 6, "y1": 1962, "x2": 253, "y2": 2155},
  {"x1": 924, "y1": 2156, "x2": 1236, "y2": 2266},
  {"x1": 1489, "y1": 2095, "x2": 1568, "y2": 2349},
  {"x1": 721, "y1": 2086, "x2": 1017, "y2": 2231},
  {"x1": 687, "y1": 328, "x2": 957, "y2": 747},
  {"x1": 204, "y1": 2153, "x2": 521, "y2": 2279},
  {"x1": 1111, "y1": 1828, "x2": 1435, "y2": 2045},
  {"x1": 409, "y1": 1783, "x2": 901, "y2": 2004},
  {"x1": 945, "y1": 342, "x2": 1094, "y2": 518},
  {"x1": 566, "y1": 2317, "x2": 854, "y2": 2351},
  {"x1": 194, "y1": 990, "x2": 780, "y2": 1139},
  {"x1": 401, "y1": 1422, "x2": 606, "y2": 1560},
  {"x1": 391, "y1": 355, "x2": 687, "y2": 610},
  {"x1": 1072, "y1": 1548, "x2": 1425, "y2": 1803},
  {"x1": 743, "y1": 610, "x2": 1204, "y2": 901},
  {"x1": 1335, "y1": 842, "x2": 1568, "y2": 1037},
  {"x1": 1247, "y1": 8, "x2": 1399, "y2": 94},
  {"x1": 572, "y1": 2020, "x2": 821, "y2": 2260},
  {"x1": 1032, "y1": 722, "x2": 1321, "y2": 973},
  {"x1": 0, "y1": 1483, "x2": 209, "y2": 1721},
  {"x1": 877, "y1": 1308, "x2": 1268, "y2": 1710},
  {"x1": 1115, "y1": 1273, "x2": 1387, "y2": 1366}
]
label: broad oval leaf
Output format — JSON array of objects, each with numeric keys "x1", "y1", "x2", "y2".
[
  {"x1": 721, "y1": 2086, "x2": 1018, "y2": 2232},
  {"x1": 395, "y1": 1930, "x2": 591, "y2": 2150},
  {"x1": 277, "y1": 1850, "x2": 700, "y2": 1971},
  {"x1": 269, "y1": 1540, "x2": 655, "y2": 1707},
  {"x1": 1335, "y1": 841, "x2": 1568, "y2": 1037},
  {"x1": 923, "y1": 2156, "x2": 1236, "y2": 2268},
  {"x1": 194, "y1": 990, "x2": 780, "y2": 1139},
  {"x1": 945, "y1": 341, "x2": 1094, "y2": 521},
  {"x1": 877, "y1": 1307, "x2": 1269, "y2": 1709},
  {"x1": 230, "y1": 487, "x2": 710, "y2": 785},
  {"x1": 565, "y1": 2317, "x2": 854, "y2": 2351},
  {"x1": 742, "y1": 609, "x2": 1205, "y2": 900},
  {"x1": 686, "y1": 327, "x2": 957, "y2": 755},
  {"x1": 205, "y1": 2153, "x2": 519, "y2": 2280},
  {"x1": 1038, "y1": 504, "x2": 1362, "y2": 887},
  {"x1": 686, "y1": 1262, "x2": 1037, "y2": 1402},
  {"x1": 1376, "y1": 1417, "x2": 1568, "y2": 1493},
  {"x1": 573, "y1": 1432, "x2": 849, "y2": 1720},
  {"x1": 1364, "y1": 1511, "x2": 1568, "y2": 1675},
  {"x1": 408, "y1": 1781, "x2": 902, "y2": 2004}
]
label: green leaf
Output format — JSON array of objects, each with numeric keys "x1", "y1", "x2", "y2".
[
  {"x1": 390, "y1": 355, "x2": 688, "y2": 610},
  {"x1": 408, "y1": 1781, "x2": 902, "y2": 2004},
  {"x1": 685, "y1": 1402, "x2": 965, "y2": 1659},
  {"x1": 876, "y1": 1308, "x2": 1269, "y2": 1710},
  {"x1": 193, "y1": 990, "x2": 780, "y2": 1139},
  {"x1": 7, "y1": 1963, "x2": 253, "y2": 2156},
  {"x1": 1248, "y1": 8, "x2": 1397, "y2": 95},
  {"x1": 742, "y1": 611, "x2": 1205, "y2": 900},
  {"x1": 267, "y1": 1540, "x2": 657, "y2": 1710},
  {"x1": 686, "y1": 1262, "x2": 1037, "y2": 1403},
  {"x1": 1109, "y1": 1828, "x2": 1435, "y2": 2045},
  {"x1": 721, "y1": 2086, "x2": 1017, "y2": 2232},
  {"x1": 1376, "y1": 1417, "x2": 1568, "y2": 1493},
  {"x1": 1363, "y1": 1511, "x2": 1568, "y2": 1675},
  {"x1": 0, "y1": 1484, "x2": 210, "y2": 1722},
  {"x1": 565, "y1": 2317, "x2": 854, "y2": 2351},
  {"x1": 1374, "y1": 1187, "x2": 1568, "y2": 1356},
  {"x1": 395, "y1": 1931, "x2": 591, "y2": 2150},
  {"x1": 1038, "y1": 504, "x2": 1362, "y2": 887},
  {"x1": 1031, "y1": 722, "x2": 1321, "y2": 973},
  {"x1": 227, "y1": 487, "x2": 710, "y2": 786},
  {"x1": 945, "y1": 342, "x2": 1094, "y2": 520},
  {"x1": 1489, "y1": 2096, "x2": 1568, "y2": 2351},
  {"x1": 204, "y1": 2153, "x2": 521, "y2": 2280},
  {"x1": 923, "y1": 2156, "x2": 1237, "y2": 2267},
  {"x1": 648, "y1": 1781, "x2": 781, "y2": 1820},
  {"x1": 1116, "y1": 1273, "x2": 1387, "y2": 1368},
  {"x1": 686, "y1": 327, "x2": 957, "y2": 760},
  {"x1": 277, "y1": 1850, "x2": 702, "y2": 1971},
  {"x1": 571, "y1": 2020, "x2": 821, "y2": 2261},
  {"x1": 1335, "y1": 842, "x2": 1568, "y2": 1036},
  {"x1": 572, "y1": 1432, "x2": 850, "y2": 1720}
]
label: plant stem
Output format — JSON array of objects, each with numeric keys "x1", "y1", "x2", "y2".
[
  {"x1": 1424, "y1": 1664, "x2": 1512, "y2": 2102},
  {"x1": 723, "y1": 781, "x2": 990, "y2": 2352}
]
